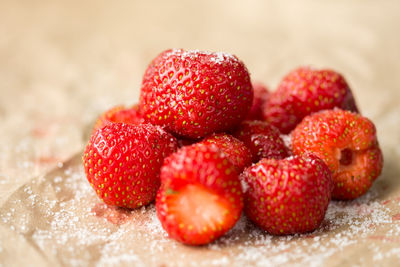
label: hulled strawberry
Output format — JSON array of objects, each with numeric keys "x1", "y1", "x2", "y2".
[
  {"x1": 156, "y1": 143, "x2": 243, "y2": 245},
  {"x1": 199, "y1": 133, "x2": 252, "y2": 172},
  {"x1": 83, "y1": 123, "x2": 178, "y2": 208},
  {"x1": 242, "y1": 154, "x2": 333, "y2": 235},
  {"x1": 263, "y1": 66, "x2": 359, "y2": 134},
  {"x1": 140, "y1": 49, "x2": 253, "y2": 139},
  {"x1": 291, "y1": 109, "x2": 383, "y2": 200},
  {"x1": 246, "y1": 82, "x2": 270, "y2": 120},
  {"x1": 93, "y1": 104, "x2": 144, "y2": 132},
  {"x1": 233, "y1": 120, "x2": 289, "y2": 162}
]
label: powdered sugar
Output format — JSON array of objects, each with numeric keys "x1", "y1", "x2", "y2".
[
  {"x1": 1, "y1": 156, "x2": 399, "y2": 266},
  {"x1": 165, "y1": 49, "x2": 238, "y2": 65},
  {"x1": 281, "y1": 134, "x2": 292, "y2": 150}
]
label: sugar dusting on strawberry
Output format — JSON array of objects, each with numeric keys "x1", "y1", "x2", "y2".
[
  {"x1": 140, "y1": 49, "x2": 253, "y2": 139},
  {"x1": 164, "y1": 49, "x2": 238, "y2": 65}
]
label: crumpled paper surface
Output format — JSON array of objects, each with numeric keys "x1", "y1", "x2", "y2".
[
  {"x1": 1, "y1": 154, "x2": 400, "y2": 266},
  {"x1": 1, "y1": 0, "x2": 400, "y2": 266}
]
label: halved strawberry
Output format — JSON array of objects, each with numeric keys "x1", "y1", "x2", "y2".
[{"x1": 156, "y1": 144, "x2": 243, "y2": 245}]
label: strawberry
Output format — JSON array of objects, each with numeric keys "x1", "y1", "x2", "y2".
[
  {"x1": 246, "y1": 82, "x2": 270, "y2": 120},
  {"x1": 156, "y1": 143, "x2": 243, "y2": 245},
  {"x1": 199, "y1": 133, "x2": 252, "y2": 172},
  {"x1": 233, "y1": 120, "x2": 289, "y2": 162},
  {"x1": 242, "y1": 154, "x2": 333, "y2": 235},
  {"x1": 140, "y1": 49, "x2": 253, "y2": 139},
  {"x1": 93, "y1": 104, "x2": 144, "y2": 132},
  {"x1": 291, "y1": 109, "x2": 383, "y2": 200},
  {"x1": 83, "y1": 123, "x2": 178, "y2": 209},
  {"x1": 263, "y1": 66, "x2": 359, "y2": 134}
]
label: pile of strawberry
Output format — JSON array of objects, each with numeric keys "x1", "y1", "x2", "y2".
[{"x1": 83, "y1": 49, "x2": 383, "y2": 245}]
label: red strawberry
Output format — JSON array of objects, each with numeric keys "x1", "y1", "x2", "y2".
[
  {"x1": 156, "y1": 144, "x2": 243, "y2": 245},
  {"x1": 246, "y1": 82, "x2": 270, "y2": 120},
  {"x1": 263, "y1": 66, "x2": 359, "y2": 134},
  {"x1": 140, "y1": 49, "x2": 253, "y2": 139},
  {"x1": 199, "y1": 133, "x2": 252, "y2": 172},
  {"x1": 93, "y1": 104, "x2": 144, "y2": 132},
  {"x1": 83, "y1": 123, "x2": 178, "y2": 208},
  {"x1": 233, "y1": 120, "x2": 289, "y2": 162},
  {"x1": 291, "y1": 109, "x2": 383, "y2": 200},
  {"x1": 242, "y1": 154, "x2": 333, "y2": 235}
]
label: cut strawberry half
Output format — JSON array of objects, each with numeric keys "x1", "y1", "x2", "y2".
[
  {"x1": 158, "y1": 184, "x2": 237, "y2": 243},
  {"x1": 168, "y1": 185, "x2": 231, "y2": 229},
  {"x1": 156, "y1": 144, "x2": 243, "y2": 245}
]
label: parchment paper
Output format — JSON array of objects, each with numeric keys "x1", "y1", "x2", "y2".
[{"x1": 1, "y1": 0, "x2": 400, "y2": 266}]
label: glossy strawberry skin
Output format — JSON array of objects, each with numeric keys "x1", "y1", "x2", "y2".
[
  {"x1": 83, "y1": 123, "x2": 178, "y2": 209},
  {"x1": 199, "y1": 133, "x2": 252, "y2": 172},
  {"x1": 93, "y1": 104, "x2": 144, "y2": 132},
  {"x1": 156, "y1": 144, "x2": 243, "y2": 245},
  {"x1": 291, "y1": 109, "x2": 383, "y2": 200},
  {"x1": 233, "y1": 120, "x2": 289, "y2": 162},
  {"x1": 246, "y1": 82, "x2": 270, "y2": 120},
  {"x1": 263, "y1": 67, "x2": 359, "y2": 134},
  {"x1": 242, "y1": 154, "x2": 333, "y2": 235},
  {"x1": 140, "y1": 49, "x2": 253, "y2": 139}
]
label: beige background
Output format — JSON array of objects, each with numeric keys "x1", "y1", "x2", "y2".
[{"x1": 1, "y1": 0, "x2": 400, "y2": 266}]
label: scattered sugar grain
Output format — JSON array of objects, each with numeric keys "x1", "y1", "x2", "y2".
[{"x1": 1, "y1": 161, "x2": 399, "y2": 266}]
